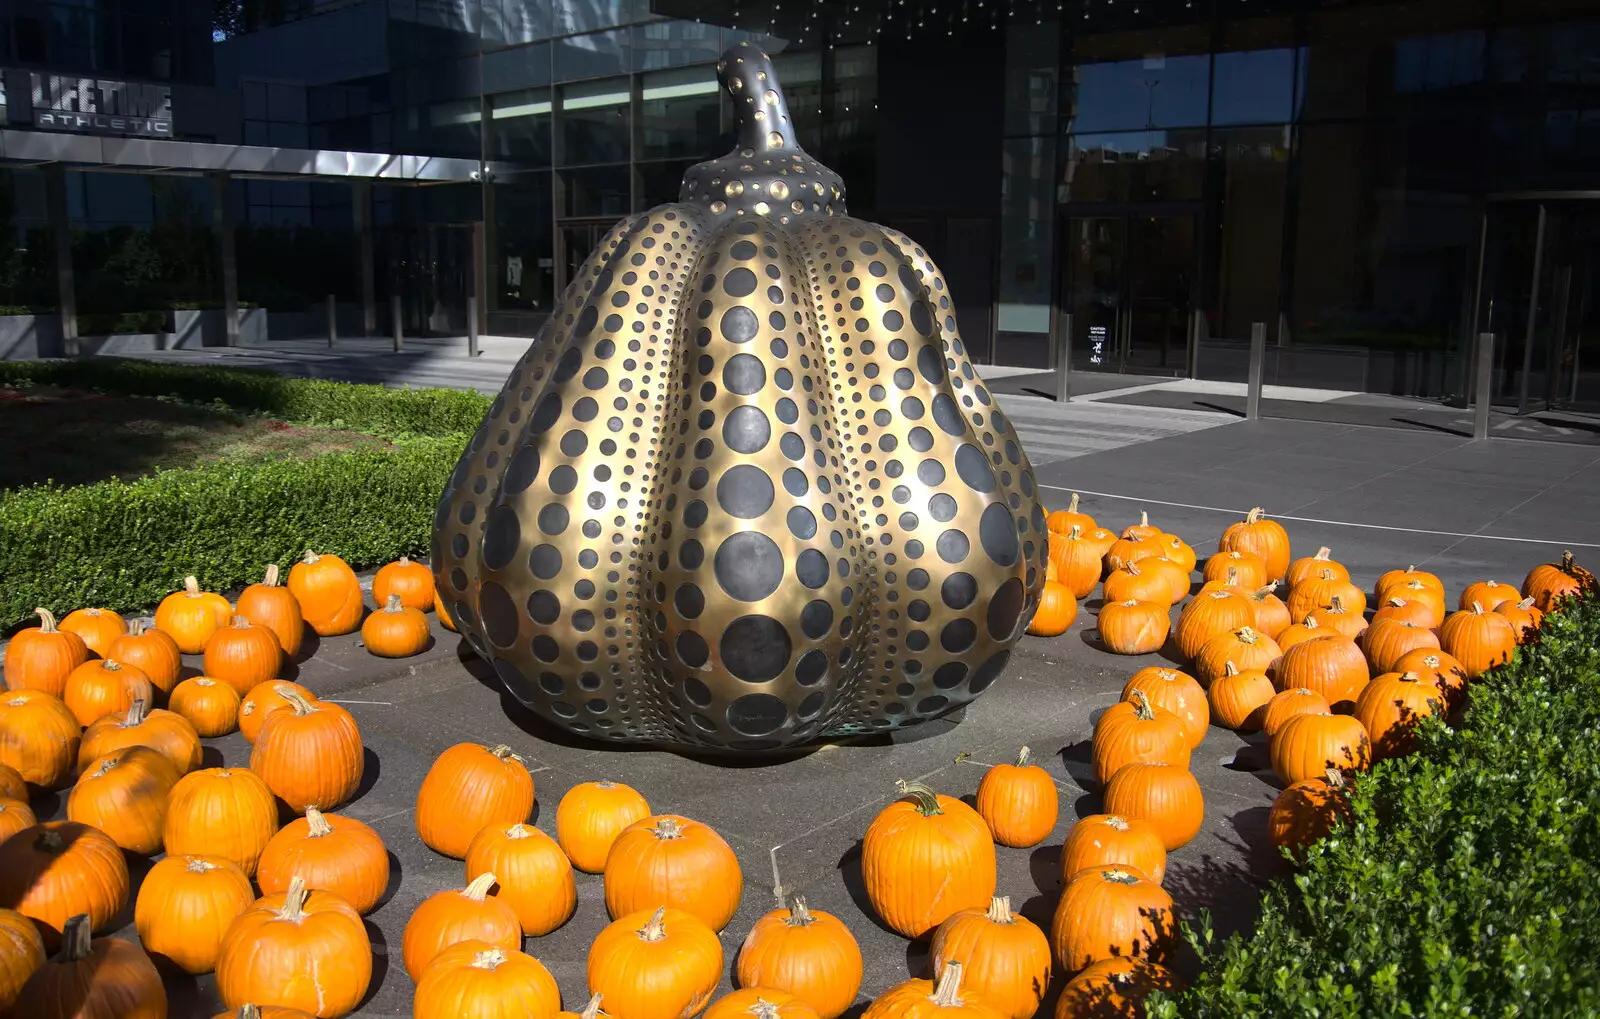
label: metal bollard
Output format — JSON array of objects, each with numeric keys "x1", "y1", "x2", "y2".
[
  {"x1": 1054, "y1": 313, "x2": 1072, "y2": 403},
  {"x1": 326, "y1": 294, "x2": 337, "y2": 348},
  {"x1": 391, "y1": 293, "x2": 404, "y2": 353},
  {"x1": 1473, "y1": 332, "x2": 1494, "y2": 441},
  {"x1": 467, "y1": 294, "x2": 479, "y2": 359},
  {"x1": 1245, "y1": 321, "x2": 1266, "y2": 420}
]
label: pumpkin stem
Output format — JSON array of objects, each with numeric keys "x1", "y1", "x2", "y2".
[
  {"x1": 929, "y1": 962, "x2": 967, "y2": 1006},
  {"x1": 1246, "y1": 507, "x2": 1264, "y2": 523},
  {"x1": 92, "y1": 755, "x2": 121, "y2": 778},
  {"x1": 33, "y1": 607, "x2": 59, "y2": 631},
  {"x1": 102, "y1": 659, "x2": 123, "y2": 672},
  {"x1": 239, "y1": 1006, "x2": 263, "y2": 1019},
  {"x1": 1399, "y1": 672, "x2": 1421, "y2": 683},
  {"x1": 1472, "y1": 600, "x2": 1485, "y2": 614},
  {"x1": 384, "y1": 594, "x2": 404, "y2": 613},
  {"x1": 278, "y1": 878, "x2": 309, "y2": 922},
  {"x1": 462, "y1": 873, "x2": 498, "y2": 902},
  {"x1": 302, "y1": 549, "x2": 321, "y2": 564},
  {"x1": 985, "y1": 895, "x2": 1015, "y2": 924},
  {"x1": 1139, "y1": 511, "x2": 1149, "y2": 528},
  {"x1": 786, "y1": 895, "x2": 815, "y2": 926},
  {"x1": 1237, "y1": 626, "x2": 1258, "y2": 644},
  {"x1": 894, "y1": 779, "x2": 943, "y2": 817},
  {"x1": 651, "y1": 817, "x2": 685, "y2": 840},
  {"x1": 505, "y1": 824, "x2": 532, "y2": 839},
  {"x1": 580, "y1": 995, "x2": 604, "y2": 1019},
  {"x1": 185, "y1": 857, "x2": 216, "y2": 874},
  {"x1": 123, "y1": 698, "x2": 148, "y2": 726},
  {"x1": 1067, "y1": 524, "x2": 1082, "y2": 539},
  {"x1": 1516, "y1": 597, "x2": 1536, "y2": 610},
  {"x1": 1226, "y1": 565, "x2": 1239, "y2": 587},
  {"x1": 1223, "y1": 661, "x2": 1239, "y2": 677},
  {"x1": 1301, "y1": 613, "x2": 1321, "y2": 629},
  {"x1": 127, "y1": 617, "x2": 146, "y2": 637},
  {"x1": 262, "y1": 564, "x2": 281, "y2": 587},
  {"x1": 1067, "y1": 493, "x2": 1080, "y2": 514},
  {"x1": 183, "y1": 575, "x2": 201, "y2": 596},
  {"x1": 305, "y1": 806, "x2": 334, "y2": 838},
  {"x1": 37, "y1": 828, "x2": 66, "y2": 853},
  {"x1": 1129, "y1": 688, "x2": 1156, "y2": 721},
  {"x1": 1329, "y1": 595, "x2": 1346, "y2": 614},
  {"x1": 1324, "y1": 768, "x2": 1347, "y2": 788},
  {"x1": 638, "y1": 906, "x2": 668, "y2": 942},
  {"x1": 56, "y1": 914, "x2": 93, "y2": 963},
  {"x1": 1124, "y1": 560, "x2": 1142, "y2": 576},
  {"x1": 470, "y1": 948, "x2": 507, "y2": 971},
  {"x1": 1015, "y1": 746, "x2": 1031, "y2": 768},
  {"x1": 282, "y1": 691, "x2": 317, "y2": 716},
  {"x1": 487, "y1": 744, "x2": 522, "y2": 762},
  {"x1": 1315, "y1": 546, "x2": 1332, "y2": 560}
]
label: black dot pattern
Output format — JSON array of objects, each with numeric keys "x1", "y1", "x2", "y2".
[{"x1": 429, "y1": 45, "x2": 1045, "y2": 750}]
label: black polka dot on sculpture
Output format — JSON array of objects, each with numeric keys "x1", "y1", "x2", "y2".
[{"x1": 714, "y1": 531, "x2": 784, "y2": 602}]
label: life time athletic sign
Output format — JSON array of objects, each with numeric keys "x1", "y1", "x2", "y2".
[{"x1": 12, "y1": 73, "x2": 173, "y2": 137}]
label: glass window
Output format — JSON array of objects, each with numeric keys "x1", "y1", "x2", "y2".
[
  {"x1": 1061, "y1": 130, "x2": 1207, "y2": 204},
  {"x1": 481, "y1": 0, "x2": 552, "y2": 46},
  {"x1": 772, "y1": 51, "x2": 823, "y2": 149},
  {"x1": 551, "y1": 0, "x2": 631, "y2": 36},
  {"x1": 639, "y1": 66, "x2": 721, "y2": 160},
  {"x1": 1300, "y1": 0, "x2": 1488, "y2": 121},
  {"x1": 559, "y1": 79, "x2": 630, "y2": 165},
  {"x1": 1004, "y1": 22, "x2": 1058, "y2": 138},
  {"x1": 490, "y1": 171, "x2": 554, "y2": 319},
  {"x1": 422, "y1": 99, "x2": 482, "y2": 158},
  {"x1": 482, "y1": 43, "x2": 551, "y2": 94},
  {"x1": 633, "y1": 20, "x2": 722, "y2": 71},
  {"x1": 1068, "y1": 55, "x2": 1210, "y2": 132},
  {"x1": 637, "y1": 159, "x2": 696, "y2": 210},
  {"x1": 561, "y1": 164, "x2": 630, "y2": 217},
  {"x1": 997, "y1": 135, "x2": 1058, "y2": 352},
  {"x1": 1213, "y1": 126, "x2": 1289, "y2": 341},
  {"x1": 553, "y1": 28, "x2": 629, "y2": 81},
  {"x1": 1212, "y1": 49, "x2": 1296, "y2": 125},
  {"x1": 490, "y1": 88, "x2": 552, "y2": 162}
]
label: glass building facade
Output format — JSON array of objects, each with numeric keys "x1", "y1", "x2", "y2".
[{"x1": 0, "y1": 0, "x2": 1595, "y2": 408}]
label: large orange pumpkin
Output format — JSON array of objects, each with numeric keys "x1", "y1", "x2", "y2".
[
  {"x1": 1285, "y1": 546, "x2": 1348, "y2": 589},
  {"x1": 169, "y1": 677, "x2": 242, "y2": 737},
  {"x1": 1049, "y1": 865, "x2": 1174, "y2": 973},
  {"x1": 1101, "y1": 763, "x2": 1203, "y2": 851},
  {"x1": 1054, "y1": 958, "x2": 1179, "y2": 1019},
  {"x1": 2, "y1": 608, "x2": 89, "y2": 697},
  {"x1": 1274, "y1": 613, "x2": 1329, "y2": 652},
  {"x1": 466, "y1": 823, "x2": 576, "y2": 936},
  {"x1": 1157, "y1": 533, "x2": 1197, "y2": 573},
  {"x1": 1270, "y1": 713, "x2": 1371, "y2": 785},
  {"x1": 555, "y1": 779, "x2": 651, "y2": 874},
  {"x1": 1370, "y1": 595, "x2": 1438, "y2": 631},
  {"x1": 134, "y1": 854, "x2": 254, "y2": 974},
  {"x1": 704, "y1": 988, "x2": 821, "y2": 1019},
  {"x1": 106, "y1": 619, "x2": 182, "y2": 700},
  {"x1": 240, "y1": 681, "x2": 319, "y2": 744},
  {"x1": 1121, "y1": 668, "x2": 1207, "y2": 748},
  {"x1": 14, "y1": 913, "x2": 165, "y2": 1018},
  {"x1": 79, "y1": 697, "x2": 203, "y2": 775},
  {"x1": 287, "y1": 550, "x2": 364, "y2": 637},
  {"x1": 1103, "y1": 560, "x2": 1175, "y2": 607},
  {"x1": 205, "y1": 616, "x2": 284, "y2": 696},
  {"x1": 1381, "y1": 580, "x2": 1448, "y2": 628},
  {"x1": 66, "y1": 747, "x2": 181, "y2": 854},
  {"x1": 1025, "y1": 580, "x2": 1078, "y2": 637},
  {"x1": 862, "y1": 780, "x2": 996, "y2": 939},
  {"x1": 155, "y1": 576, "x2": 234, "y2": 653},
  {"x1": 1046, "y1": 493, "x2": 1096, "y2": 535},
  {"x1": 1059, "y1": 814, "x2": 1166, "y2": 886},
  {"x1": 1497, "y1": 597, "x2": 1544, "y2": 642},
  {"x1": 236, "y1": 564, "x2": 307, "y2": 658},
  {"x1": 250, "y1": 691, "x2": 364, "y2": 813},
  {"x1": 1521, "y1": 550, "x2": 1589, "y2": 610},
  {"x1": 1353, "y1": 672, "x2": 1443, "y2": 760},
  {"x1": 1174, "y1": 588, "x2": 1255, "y2": 661},
  {"x1": 1049, "y1": 525, "x2": 1105, "y2": 599},
  {"x1": 62, "y1": 658, "x2": 154, "y2": 727},
  {"x1": 373, "y1": 555, "x2": 436, "y2": 611},
  {"x1": 930, "y1": 896, "x2": 1050, "y2": 1019},
  {"x1": 1287, "y1": 570, "x2": 1367, "y2": 624},
  {"x1": 1193, "y1": 625, "x2": 1281, "y2": 687},
  {"x1": 0, "y1": 689, "x2": 81, "y2": 787},
  {"x1": 59, "y1": 608, "x2": 127, "y2": 658},
  {"x1": 1261, "y1": 687, "x2": 1332, "y2": 737},
  {"x1": 1202, "y1": 551, "x2": 1267, "y2": 592},
  {"x1": 1459, "y1": 579, "x2": 1517, "y2": 612},
  {"x1": 163, "y1": 767, "x2": 281, "y2": 876},
  {"x1": 1440, "y1": 601, "x2": 1519, "y2": 678},
  {"x1": 413, "y1": 940, "x2": 561, "y2": 1019},
  {"x1": 1272, "y1": 635, "x2": 1370, "y2": 712},
  {"x1": 1219, "y1": 506, "x2": 1290, "y2": 581},
  {"x1": 1096, "y1": 599, "x2": 1169, "y2": 655},
  {"x1": 1268, "y1": 768, "x2": 1351, "y2": 855},
  {"x1": 0, "y1": 906, "x2": 45, "y2": 1012},
  {"x1": 736, "y1": 896, "x2": 863, "y2": 1019},
  {"x1": 416, "y1": 743, "x2": 536, "y2": 859},
  {"x1": 1360, "y1": 618, "x2": 1439, "y2": 675},
  {"x1": 257, "y1": 807, "x2": 390, "y2": 917},
  {"x1": 588, "y1": 907, "x2": 724, "y2": 1019},
  {"x1": 1091, "y1": 691, "x2": 1191, "y2": 784},
  {"x1": 862, "y1": 963, "x2": 1004, "y2": 1019},
  {"x1": 402, "y1": 872, "x2": 521, "y2": 980},
  {"x1": 0, "y1": 821, "x2": 129, "y2": 938},
  {"x1": 1207, "y1": 662, "x2": 1277, "y2": 732},
  {"x1": 604, "y1": 814, "x2": 743, "y2": 931},
  {"x1": 974, "y1": 746, "x2": 1058, "y2": 848},
  {"x1": 1393, "y1": 648, "x2": 1469, "y2": 710},
  {"x1": 216, "y1": 877, "x2": 371, "y2": 1018}
]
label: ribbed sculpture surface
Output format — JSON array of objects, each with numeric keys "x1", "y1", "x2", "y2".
[{"x1": 432, "y1": 42, "x2": 1048, "y2": 751}]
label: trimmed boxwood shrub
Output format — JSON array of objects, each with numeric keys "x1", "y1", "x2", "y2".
[{"x1": 1150, "y1": 588, "x2": 1600, "y2": 1016}]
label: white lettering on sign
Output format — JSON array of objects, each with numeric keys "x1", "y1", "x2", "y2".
[
  {"x1": 1088, "y1": 324, "x2": 1108, "y2": 365},
  {"x1": 29, "y1": 75, "x2": 172, "y2": 137}
]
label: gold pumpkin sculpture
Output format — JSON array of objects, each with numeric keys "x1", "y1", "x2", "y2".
[{"x1": 432, "y1": 43, "x2": 1047, "y2": 750}]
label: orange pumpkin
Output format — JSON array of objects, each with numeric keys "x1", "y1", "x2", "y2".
[
  {"x1": 134, "y1": 854, "x2": 254, "y2": 974},
  {"x1": 1315, "y1": 596, "x2": 1367, "y2": 642},
  {"x1": 1101, "y1": 762, "x2": 1204, "y2": 851},
  {"x1": 1261, "y1": 687, "x2": 1333, "y2": 738},
  {"x1": 930, "y1": 896, "x2": 1051, "y2": 1019},
  {"x1": 1049, "y1": 865, "x2": 1174, "y2": 973},
  {"x1": 1091, "y1": 691, "x2": 1191, "y2": 785},
  {"x1": 1497, "y1": 597, "x2": 1544, "y2": 642},
  {"x1": 0, "y1": 799, "x2": 37, "y2": 843},
  {"x1": 416, "y1": 743, "x2": 536, "y2": 858},
  {"x1": 1275, "y1": 613, "x2": 1329, "y2": 652},
  {"x1": 466, "y1": 823, "x2": 576, "y2": 936},
  {"x1": 555, "y1": 779, "x2": 651, "y2": 874},
  {"x1": 14, "y1": 914, "x2": 165, "y2": 1017},
  {"x1": 204, "y1": 617, "x2": 283, "y2": 696},
  {"x1": 1059, "y1": 814, "x2": 1166, "y2": 886},
  {"x1": 1025, "y1": 581, "x2": 1078, "y2": 637},
  {"x1": 1219, "y1": 506, "x2": 1291, "y2": 581},
  {"x1": 1354, "y1": 672, "x2": 1443, "y2": 760},
  {"x1": 236, "y1": 564, "x2": 307, "y2": 658},
  {"x1": 1382, "y1": 580, "x2": 1448, "y2": 628},
  {"x1": 413, "y1": 940, "x2": 561, "y2": 1019},
  {"x1": 1194, "y1": 625, "x2": 1281, "y2": 687},
  {"x1": 1246, "y1": 583, "x2": 1292, "y2": 640},
  {"x1": 66, "y1": 747, "x2": 181, "y2": 855},
  {"x1": 1174, "y1": 588, "x2": 1255, "y2": 661},
  {"x1": 2, "y1": 608, "x2": 89, "y2": 697},
  {"x1": 1270, "y1": 712, "x2": 1371, "y2": 785},
  {"x1": 155, "y1": 575, "x2": 233, "y2": 654},
  {"x1": 862, "y1": 963, "x2": 1004, "y2": 1019},
  {"x1": 63, "y1": 658, "x2": 153, "y2": 727},
  {"x1": 1272, "y1": 635, "x2": 1369, "y2": 712},
  {"x1": 736, "y1": 896, "x2": 863, "y2": 1019},
  {"x1": 1268, "y1": 768, "x2": 1352, "y2": 855},
  {"x1": 604, "y1": 814, "x2": 743, "y2": 931},
  {"x1": 163, "y1": 767, "x2": 281, "y2": 876},
  {"x1": 1202, "y1": 551, "x2": 1267, "y2": 591},
  {"x1": 169, "y1": 677, "x2": 242, "y2": 737},
  {"x1": 1440, "y1": 601, "x2": 1519, "y2": 678},
  {"x1": 1104, "y1": 535, "x2": 1163, "y2": 574},
  {"x1": 0, "y1": 690, "x2": 81, "y2": 787},
  {"x1": 251, "y1": 691, "x2": 364, "y2": 813},
  {"x1": 1054, "y1": 958, "x2": 1179, "y2": 1019},
  {"x1": 1521, "y1": 550, "x2": 1589, "y2": 611},
  {"x1": 212, "y1": 1004, "x2": 317, "y2": 1018},
  {"x1": 1360, "y1": 618, "x2": 1439, "y2": 675},
  {"x1": 287, "y1": 550, "x2": 364, "y2": 637},
  {"x1": 1157, "y1": 533, "x2": 1197, "y2": 573},
  {"x1": 402, "y1": 872, "x2": 520, "y2": 980},
  {"x1": 704, "y1": 988, "x2": 821, "y2": 1019},
  {"x1": 1374, "y1": 565, "x2": 1445, "y2": 605},
  {"x1": 239, "y1": 680, "x2": 318, "y2": 744},
  {"x1": 1120, "y1": 668, "x2": 1207, "y2": 749},
  {"x1": 1285, "y1": 546, "x2": 1348, "y2": 589},
  {"x1": 1207, "y1": 662, "x2": 1277, "y2": 732},
  {"x1": 0, "y1": 821, "x2": 129, "y2": 937},
  {"x1": 1370, "y1": 595, "x2": 1438, "y2": 631},
  {"x1": 1287, "y1": 570, "x2": 1367, "y2": 624},
  {"x1": 589, "y1": 906, "x2": 724, "y2": 1019},
  {"x1": 1459, "y1": 580, "x2": 1517, "y2": 612},
  {"x1": 974, "y1": 746, "x2": 1058, "y2": 848},
  {"x1": 373, "y1": 555, "x2": 436, "y2": 611},
  {"x1": 1046, "y1": 493, "x2": 1096, "y2": 535},
  {"x1": 1394, "y1": 648, "x2": 1469, "y2": 710},
  {"x1": 361, "y1": 594, "x2": 432, "y2": 657},
  {"x1": 257, "y1": 807, "x2": 390, "y2": 916},
  {"x1": 59, "y1": 607, "x2": 128, "y2": 658},
  {"x1": 106, "y1": 619, "x2": 182, "y2": 700},
  {"x1": 1096, "y1": 599, "x2": 1170, "y2": 655},
  {"x1": 79, "y1": 697, "x2": 202, "y2": 775},
  {"x1": 1197, "y1": 564, "x2": 1247, "y2": 597},
  {"x1": 435, "y1": 593, "x2": 460, "y2": 632},
  {"x1": 1048, "y1": 526, "x2": 1106, "y2": 599},
  {"x1": 0, "y1": 763, "x2": 22, "y2": 801},
  {"x1": 1103, "y1": 560, "x2": 1174, "y2": 606},
  {"x1": 1078, "y1": 527, "x2": 1118, "y2": 562},
  {"x1": 216, "y1": 877, "x2": 371, "y2": 1017},
  {"x1": 0, "y1": 906, "x2": 46, "y2": 1012},
  {"x1": 862, "y1": 780, "x2": 996, "y2": 939}
]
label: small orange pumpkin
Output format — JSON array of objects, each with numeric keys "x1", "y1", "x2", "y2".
[
  {"x1": 0, "y1": 763, "x2": 22, "y2": 801},
  {"x1": 1207, "y1": 662, "x2": 1277, "y2": 732},
  {"x1": 1059, "y1": 813, "x2": 1166, "y2": 885},
  {"x1": 1370, "y1": 595, "x2": 1439, "y2": 631},
  {"x1": 0, "y1": 821, "x2": 129, "y2": 937},
  {"x1": 1459, "y1": 579, "x2": 1517, "y2": 612},
  {"x1": 1275, "y1": 613, "x2": 1328, "y2": 651},
  {"x1": 1103, "y1": 560, "x2": 1173, "y2": 606},
  {"x1": 1101, "y1": 762, "x2": 1204, "y2": 851},
  {"x1": 1104, "y1": 534, "x2": 1163, "y2": 574},
  {"x1": 1049, "y1": 865, "x2": 1174, "y2": 973},
  {"x1": 2, "y1": 608, "x2": 90, "y2": 697},
  {"x1": 736, "y1": 896, "x2": 863, "y2": 1019},
  {"x1": 236, "y1": 564, "x2": 306, "y2": 658},
  {"x1": 59, "y1": 608, "x2": 128, "y2": 658},
  {"x1": 413, "y1": 940, "x2": 561, "y2": 1019},
  {"x1": 1120, "y1": 668, "x2": 1207, "y2": 748},
  {"x1": 555, "y1": 779, "x2": 651, "y2": 874},
  {"x1": 1375, "y1": 565, "x2": 1445, "y2": 605},
  {"x1": 1272, "y1": 635, "x2": 1370, "y2": 712},
  {"x1": 402, "y1": 872, "x2": 521, "y2": 980},
  {"x1": 973, "y1": 746, "x2": 1058, "y2": 848},
  {"x1": 1194, "y1": 625, "x2": 1281, "y2": 687},
  {"x1": 0, "y1": 906, "x2": 46, "y2": 1011},
  {"x1": 604, "y1": 814, "x2": 743, "y2": 931},
  {"x1": 155, "y1": 576, "x2": 233, "y2": 654},
  {"x1": 361, "y1": 594, "x2": 432, "y2": 658},
  {"x1": 106, "y1": 619, "x2": 182, "y2": 700},
  {"x1": 79, "y1": 697, "x2": 202, "y2": 775},
  {"x1": 1046, "y1": 493, "x2": 1096, "y2": 535},
  {"x1": 0, "y1": 799, "x2": 37, "y2": 843},
  {"x1": 588, "y1": 907, "x2": 724, "y2": 1019},
  {"x1": 930, "y1": 896, "x2": 1051, "y2": 1019},
  {"x1": 1383, "y1": 580, "x2": 1448, "y2": 628},
  {"x1": 67, "y1": 747, "x2": 181, "y2": 854},
  {"x1": 416, "y1": 743, "x2": 536, "y2": 859},
  {"x1": 163, "y1": 767, "x2": 281, "y2": 877},
  {"x1": 1521, "y1": 550, "x2": 1589, "y2": 611},
  {"x1": 1048, "y1": 526, "x2": 1105, "y2": 599},
  {"x1": 1393, "y1": 648, "x2": 1469, "y2": 710},
  {"x1": 1055, "y1": 958, "x2": 1179, "y2": 1019},
  {"x1": 1285, "y1": 546, "x2": 1348, "y2": 589},
  {"x1": 1268, "y1": 768, "x2": 1352, "y2": 857},
  {"x1": 1174, "y1": 588, "x2": 1255, "y2": 660},
  {"x1": 204, "y1": 617, "x2": 283, "y2": 696},
  {"x1": 287, "y1": 549, "x2": 365, "y2": 637},
  {"x1": 863, "y1": 963, "x2": 1003, "y2": 1019},
  {"x1": 1202, "y1": 551, "x2": 1267, "y2": 591},
  {"x1": 1025, "y1": 580, "x2": 1078, "y2": 637},
  {"x1": 14, "y1": 914, "x2": 165, "y2": 1017},
  {"x1": 169, "y1": 677, "x2": 242, "y2": 737},
  {"x1": 1353, "y1": 672, "x2": 1443, "y2": 760},
  {"x1": 63, "y1": 658, "x2": 154, "y2": 727},
  {"x1": 215, "y1": 877, "x2": 371, "y2": 1017},
  {"x1": 1315, "y1": 595, "x2": 1367, "y2": 642},
  {"x1": 1246, "y1": 583, "x2": 1292, "y2": 639},
  {"x1": 1440, "y1": 601, "x2": 1519, "y2": 678},
  {"x1": 704, "y1": 988, "x2": 821, "y2": 1019},
  {"x1": 1261, "y1": 687, "x2": 1332, "y2": 737},
  {"x1": 1091, "y1": 691, "x2": 1191, "y2": 785},
  {"x1": 1287, "y1": 570, "x2": 1368, "y2": 624},
  {"x1": 134, "y1": 854, "x2": 254, "y2": 974},
  {"x1": 257, "y1": 806, "x2": 390, "y2": 916},
  {"x1": 862, "y1": 780, "x2": 996, "y2": 939},
  {"x1": 1219, "y1": 506, "x2": 1291, "y2": 581},
  {"x1": 1360, "y1": 617, "x2": 1440, "y2": 675},
  {"x1": 1096, "y1": 599, "x2": 1169, "y2": 655},
  {"x1": 0, "y1": 690, "x2": 81, "y2": 788},
  {"x1": 373, "y1": 555, "x2": 436, "y2": 611},
  {"x1": 250, "y1": 691, "x2": 364, "y2": 813},
  {"x1": 239, "y1": 680, "x2": 318, "y2": 744},
  {"x1": 1270, "y1": 712, "x2": 1371, "y2": 785},
  {"x1": 465, "y1": 822, "x2": 577, "y2": 936},
  {"x1": 1157, "y1": 533, "x2": 1197, "y2": 573},
  {"x1": 1497, "y1": 597, "x2": 1544, "y2": 642}
]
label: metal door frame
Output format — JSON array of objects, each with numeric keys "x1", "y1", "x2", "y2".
[{"x1": 554, "y1": 216, "x2": 621, "y2": 300}]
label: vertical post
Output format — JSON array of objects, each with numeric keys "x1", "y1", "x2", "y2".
[
  {"x1": 1246, "y1": 321, "x2": 1266, "y2": 420},
  {"x1": 1474, "y1": 332, "x2": 1494, "y2": 441},
  {"x1": 1187, "y1": 308, "x2": 1204, "y2": 379},
  {"x1": 326, "y1": 293, "x2": 337, "y2": 347},
  {"x1": 467, "y1": 294, "x2": 479, "y2": 358},
  {"x1": 212, "y1": 171, "x2": 239, "y2": 347},
  {"x1": 354, "y1": 180, "x2": 376, "y2": 338},
  {"x1": 1054, "y1": 313, "x2": 1072, "y2": 403},
  {"x1": 391, "y1": 292, "x2": 404, "y2": 352},
  {"x1": 45, "y1": 165, "x2": 78, "y2": 356},
  {"x1": 1518, "y1": 203, "x2": 1547, "y2": 415}
]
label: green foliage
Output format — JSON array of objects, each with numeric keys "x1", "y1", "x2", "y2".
[
  {"x1": 0, "y1": 436, "x2": 465, "y2": 629},
  {"x1": 0, "y1": 358, "x2": 491, "y2": 440},
  {"x1": 1149, "y1": 594, "x2": 1600, "y2": 1018}
]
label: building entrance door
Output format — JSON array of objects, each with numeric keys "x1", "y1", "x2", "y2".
[
  {"x1": 556, "y1": 218, "x2": 620, "y2": 303},
  {"x1": 380, "y1": 223, "x2": 475, "y2": 337},
  {"x1": 1055, "y1": 208, "x2": 1198, "y2": 375}
]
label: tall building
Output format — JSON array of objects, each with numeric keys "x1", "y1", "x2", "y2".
[{"x1": 0, "y1": 0, "x2": 1595, "y2": 409}]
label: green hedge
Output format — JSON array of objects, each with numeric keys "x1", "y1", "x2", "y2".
[
  {"x1": 1151, "y1": 590, "x2": 1600, "y2": 1016},
  {"x1": 0, "y1": 358, "x2": 491, "y2": 439},
  {"x1": 0, "y1": 436, "x2": 465, "y2": 629}
]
